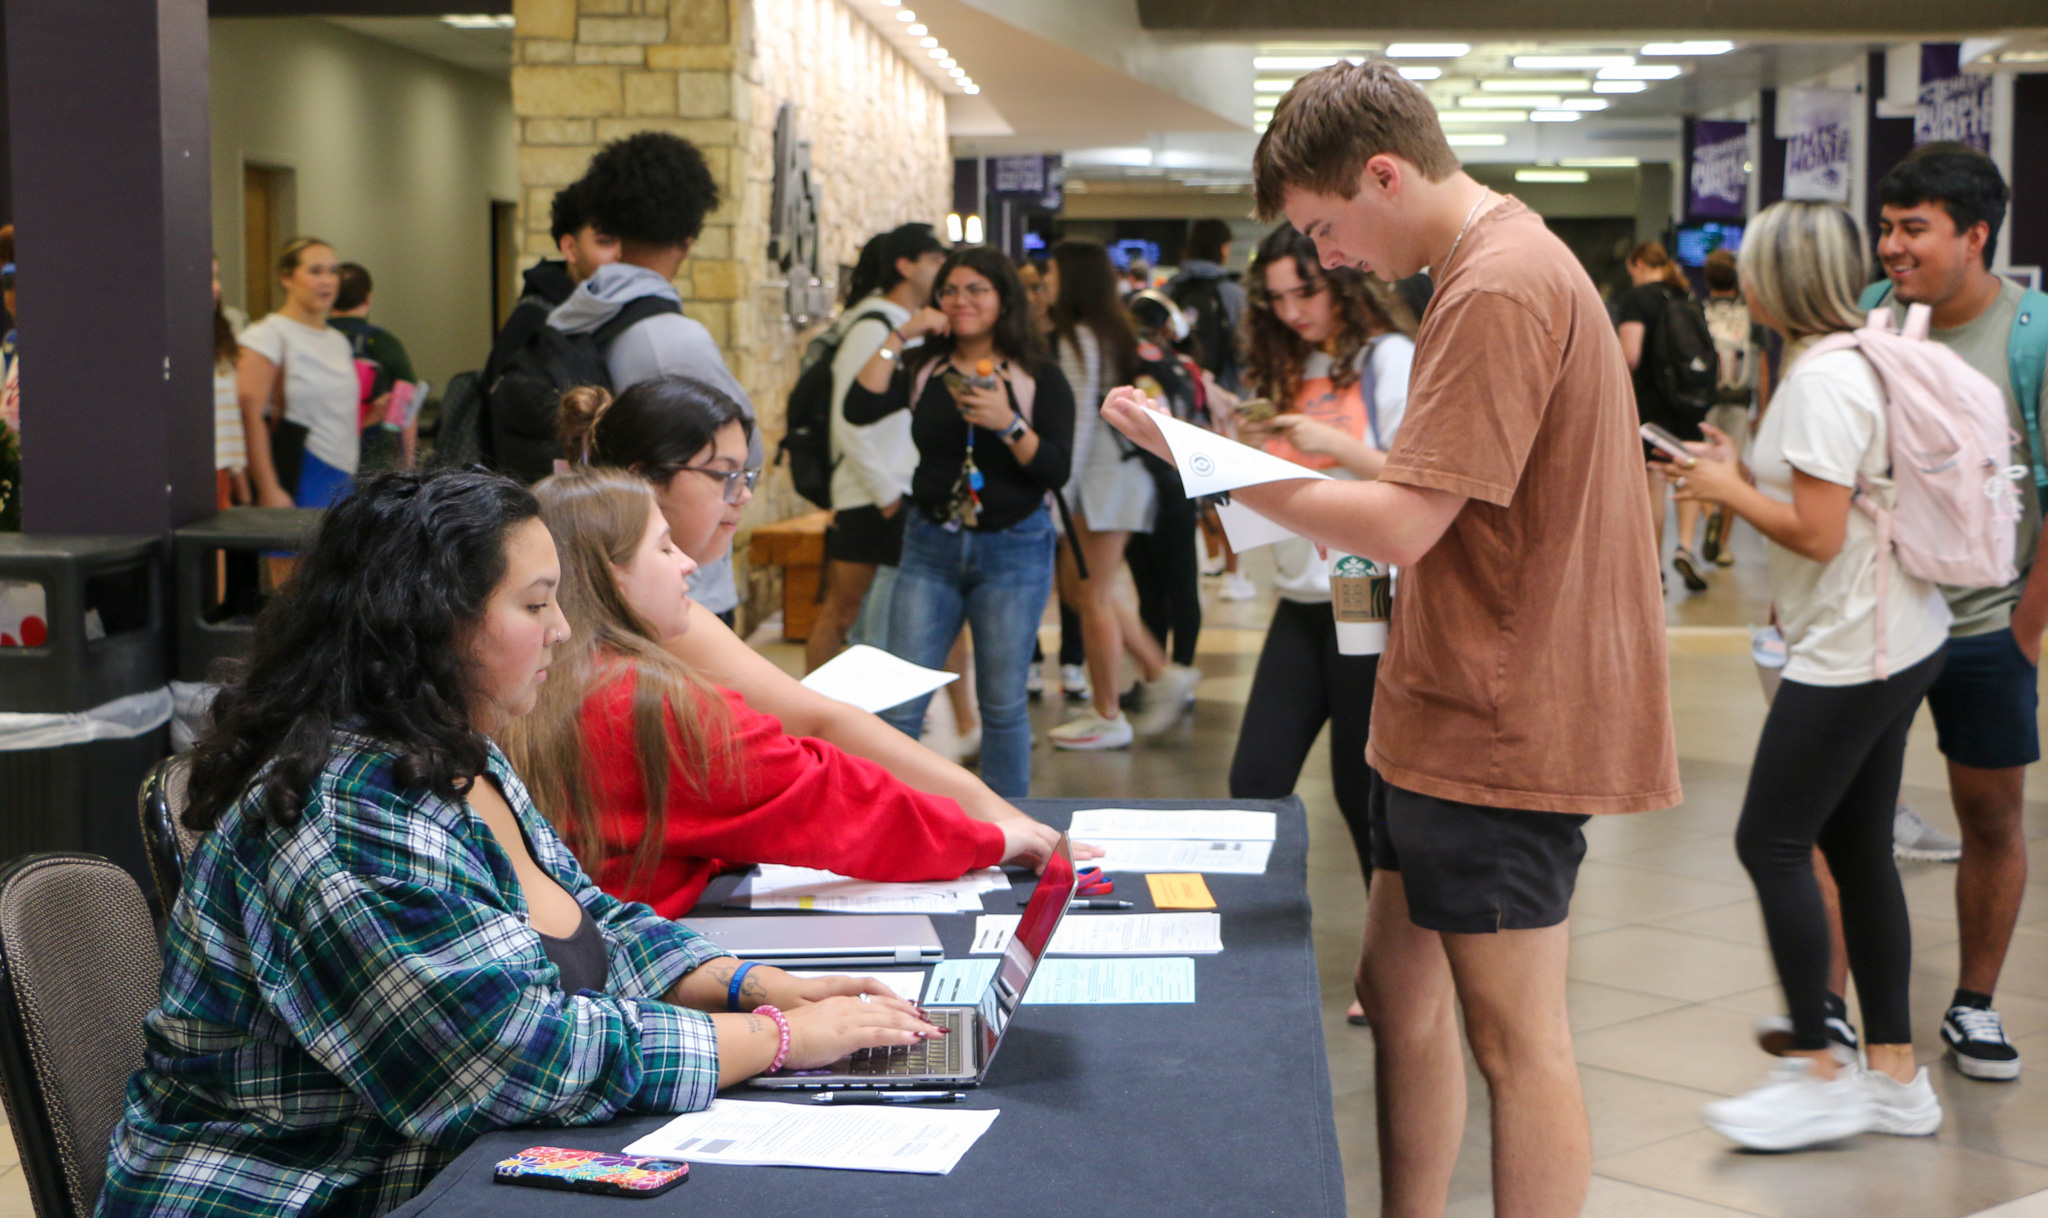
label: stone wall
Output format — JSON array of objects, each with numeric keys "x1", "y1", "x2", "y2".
[{"x1": 510, "y1": 0, "x2": 951, "y2": 628}]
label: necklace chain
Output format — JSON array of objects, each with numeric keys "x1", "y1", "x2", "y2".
[{"x1": 1438, "y1": 189, "x2": 1491, "y2": 278}]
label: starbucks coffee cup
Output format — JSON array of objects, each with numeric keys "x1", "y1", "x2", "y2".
[{"x1": 1329, "y1": 552, "x2": 1389, "y2": 656}]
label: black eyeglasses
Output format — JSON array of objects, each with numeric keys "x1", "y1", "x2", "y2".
[{"x1": 678, "y1": 464, "x2": 760, "y2": 504}]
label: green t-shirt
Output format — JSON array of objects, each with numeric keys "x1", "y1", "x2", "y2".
[{"x1": 1889, "y1": 278, "x2": 2046, "y2": 637}]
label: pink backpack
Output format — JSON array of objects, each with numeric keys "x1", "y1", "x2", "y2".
[{"x1": 1795, "y1": 303, "x2": 2024, "y2": 677}]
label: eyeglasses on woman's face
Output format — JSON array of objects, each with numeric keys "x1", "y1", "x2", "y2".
[
  {"x1": 937, "y1": 280, "x2": 996, "y2": 302},
  {"x1": 678, "y1": 464, "x2": 761, "y2": 504}
]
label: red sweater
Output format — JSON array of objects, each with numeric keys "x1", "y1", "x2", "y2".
[{"x1": 579, "y1": 669, "x2": 1007, "y2": 917}]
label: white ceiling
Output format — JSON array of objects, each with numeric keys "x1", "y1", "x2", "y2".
[{"x1": 325, "y1": 16, "x2": 512, "y2": 77}]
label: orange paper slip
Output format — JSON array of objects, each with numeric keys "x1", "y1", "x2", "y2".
[{"x1": 1147, "y1": 873, "x2": 1217, "y2": 910}]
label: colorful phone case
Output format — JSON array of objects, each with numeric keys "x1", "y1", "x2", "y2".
[{"x1": 493, "y1": 1146, "x2": 690, "y2": 1198}]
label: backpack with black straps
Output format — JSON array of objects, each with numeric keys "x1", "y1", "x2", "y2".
[
  {"x1": 485, "y1": 295, "x2": 679, "y2": 484},
  {"x1": 1166, "y1": 275, "x2": 1239, "y2": 390},
  {"x1": 779, "y1": 303, "x2": 895, "y2": 509},
  {"x1": 1648, "y1": 286, "x2": 1720, "y2": 424}
]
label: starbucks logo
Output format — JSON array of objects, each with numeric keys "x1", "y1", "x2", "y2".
[{"x1": 1190, "y1": 453, "x2": 1215, "y2": 477}]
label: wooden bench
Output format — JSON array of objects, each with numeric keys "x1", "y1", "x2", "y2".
[{"x1": 746, "y1": 510, "x2": 829, "y2": 642}]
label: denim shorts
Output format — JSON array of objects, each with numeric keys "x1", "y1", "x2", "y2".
[{"x1": 1925, "y1": 627, "x2": 2041, "y2": 770}]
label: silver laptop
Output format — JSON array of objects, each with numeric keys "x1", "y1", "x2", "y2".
[
  {"x1": 747, "y1": 834, "x2": 1080, "y2": 1090},
  {"x1": 675, "y1": 914, "x2": 945, "y2": 968}
]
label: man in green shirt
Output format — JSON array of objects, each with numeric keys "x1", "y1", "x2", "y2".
[{"x1": 1857, "y1": 144, "x2": 2048, "y2": 1082}]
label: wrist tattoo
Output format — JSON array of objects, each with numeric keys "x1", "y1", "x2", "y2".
[
  {"x1": 741, "y1": 973, "x2": 768, "y2": 1004},
  {"x1": 743, "y1": 1014, "x2": 762, "y2": 1035}
]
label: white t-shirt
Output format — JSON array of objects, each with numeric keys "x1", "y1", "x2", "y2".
[
  {"x1": 1271, "y1": 336, "x2": 1413, "y2": 603},
  {"x1": 237, "y1": 313, "x2": 359, "y2": 474},
  {"x1": 828, "y1": 297, "x2": 916, "y2": 511},
  {"x1": 1751, "y1": 342, "x2": 1950, "y2": 686},
  {"x1": 213, "y1": 366, "x2": 246, "y2": 472}
]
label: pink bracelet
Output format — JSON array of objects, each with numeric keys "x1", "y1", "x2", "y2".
[{"x1": 753, "y1": 1005, "x2": 791, "y2": 1073}]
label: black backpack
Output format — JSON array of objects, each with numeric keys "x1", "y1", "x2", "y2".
[
  {"x1": 779, "y1": 304, "x2": 894, "y2": 509},
  {"x1": 1166, "y1": 275, "x2": 1239, "y2": 390},
  {"x1": 485, "y1": 296, "x2": 679, "y2": 484},
  {"x1": 430, "y1": 370, "x2": 486, "y2": 470},
  {"x1": 1648, "y1": 287, "x2": 1720, "y2": 424}
]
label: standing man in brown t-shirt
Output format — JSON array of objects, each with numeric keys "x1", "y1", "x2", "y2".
[{"x1": 1103, "y1": 62, "x2": 1679, "y2": 1217}]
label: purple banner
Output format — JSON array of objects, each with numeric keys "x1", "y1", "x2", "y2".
[
  {"x1": 1917, "y1": 42, "x2": 1993, "y2": 152},
  {"x1": 1688, "y1": 120, "x2": 1749, "y2": 219}
]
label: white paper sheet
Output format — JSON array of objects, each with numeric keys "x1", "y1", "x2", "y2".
[
  {"x1": 735, "y1": 865, "x2": 1008, "y2": 913},
  {"x1": 798, "y1": 644, "x2": 958, "y2": 714},
  {"x1": 1214, "y1": 498, "x2": 1300, "y2": 552},
  {"x1": 1068, "y1": 808, "x2": 1278, "y2": 842},
  {"x1": 970, "y1": 912, "x2": 1223, "y2": 955},
  {"x1": 922, "y1": 956, "x2": 1196, "y2": 1005},
  {"x1": 1152, "y1": 411, "x2": 1331, "y2": 498},
  {"x1": 622, "y1": 1099, "x2": 999, "y2": 1174},
  {"x1": 783, "y1": 969, "x2": 926, "y2": 1003},
  {"x1": 1079, "y1": 838, "x2": 1274, "y2": 875}
]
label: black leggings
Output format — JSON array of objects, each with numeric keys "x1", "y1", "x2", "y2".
[
  {"x1": 1127, "y1": 474, "x2": 1202, "y2": 667},
  {"x1": 1229, "y1": 598, "x2": 1378, "y2": 877},
  {"x1": 1736, "y1": 647, "x2": 1944, "y2": 1050}
]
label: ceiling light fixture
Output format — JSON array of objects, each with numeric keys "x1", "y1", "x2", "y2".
[
  {"x1": 1513, "y1": 55, "x2": 1634, "y2": 70},
  {"x1": 440, "y1": 13, "x2": 513, "y2": 28},
  {"x1": 907, "y1": 23, "x2": 926, "y2": 34},
  {"x1": 928, "y1": 47, "x2": 947, "y2": 59},
  {"x1": 1446, "y1": 133, "x2": 1509, "y2": 147},
  {"x1": 1640, "y1": 41, "x2": 1734, "y2": 55},
  {"x1": 1560, "y1": 98, "x2": 1609, "y2": 110},
  {"x1": 1529, "y1": 110, "x2": 1583, "y2": 122},
  {"x1": 895, "y1": 8, "x2": 915, "y2": 20},
  {"x1": 1482, "y1": 78, "x2": 1593, "y2": 92},
  {"x1": 1561, "y1": 156, "x2": 1641, "y2": 167},
  {"x1": 1598, "y1": 64, "x2": 1682, "y2": 80},
  {"x1": 964, "y1": 215, "x2": 984, "y2": 244},
  {"x1": 1254, "y1": 55, "x2": 1362, "y2": 70},
  {"x1": 919, "y1": 36, "x2": 937, "y2": 47},
  {"x1": 1437, "y1": 110, "x2": 1531, "y2": 123},
  {"x1": 1459, "y1": 95, "x2": 1563, "y2": 108},
  {"x1": 1397, "y1": 66, "x2": 1443, "y2": 80},
  {"x1": 879, "y1": 0, "x2": 899, "y2": 6},
  {"x1": 1386, "y1": 43, "x2": 1469, "y2": 58},
  {"x1": 941, "y1": 57, "x2": 957, "y2": 68},
  {"x1": 1254, "y1": 79, "x2": 1297, "y2": 92},
  {"x1": 963, "y1": 84, "x2": 979, "y2": 93},
  {"x1": 1516, "y1": 169, "x2": 1590, "y2": 183},
  {"x1": 1592, "y1": 80, "x2": 1649, "y2": 93},
  {"x1": 948, "y1": 66, "x2": 965, "y2": 77}
]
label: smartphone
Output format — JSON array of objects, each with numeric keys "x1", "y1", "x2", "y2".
[
  {"x1": 493, "y1": 1147, "x2": 690, "y2": 1198},
  {"x1": 1640, "y1": 422, "x2": 1694, "y2": 462},
  {"x1": 1234, "y1": 397, "x2": 1278, "y2": 424}
]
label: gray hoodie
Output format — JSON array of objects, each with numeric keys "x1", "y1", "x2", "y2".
[{"x1": 549, "y1": 263, "x2": 760, "y2": 615}]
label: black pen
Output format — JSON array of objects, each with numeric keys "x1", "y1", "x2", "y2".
[
  {"x1": 811, "y1": 1090, "x2": 967, "y2": 1105},
  {"x1": 1017, "y1": 898, "x2": 1135, "y2": 909}
]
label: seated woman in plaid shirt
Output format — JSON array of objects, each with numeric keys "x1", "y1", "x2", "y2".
[{"x1": 100, "y1": 470, "x2": 941, "y2": 1218}]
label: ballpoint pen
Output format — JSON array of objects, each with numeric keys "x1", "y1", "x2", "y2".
[
  {"x1": 810, "y1": 1090, "x2": 968, "y2": 1105},
  {"x1": 1017, "y1": 898, "x2": 1135, "y2": 909}
]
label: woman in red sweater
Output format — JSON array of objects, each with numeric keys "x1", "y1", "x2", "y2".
[{"x1": 503, "y1": 466, "x2": 1060, "y2": 916}]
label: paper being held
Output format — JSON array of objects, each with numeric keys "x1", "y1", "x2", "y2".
[
  {"x1": 1150, "y1": 410, "x2": 1329, "y2": 498},
  {"x1": 799, "y1": 644, "x2": 958, "y2": 714}
]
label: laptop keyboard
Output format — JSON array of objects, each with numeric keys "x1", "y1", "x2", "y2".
[{"x1": 846, "y1": 1007, "x2": 967, "y2": 1076}]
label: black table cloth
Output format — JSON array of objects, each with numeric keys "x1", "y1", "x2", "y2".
[{"x1": 388, "y1": 797, "x2": 1344, "y2": 1218}]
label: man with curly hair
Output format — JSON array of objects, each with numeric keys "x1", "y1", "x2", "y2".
[{"x1": 549, "y1": 133, "x2": 759, "y2": 623}]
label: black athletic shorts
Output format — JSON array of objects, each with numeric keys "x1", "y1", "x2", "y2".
[
  {"x1": 1369, "y1": 776, "x2": 1591, "y2": 934},
  {"x1": 824, "y1": 503, "x2": 907, "y2": 566},
  {"x1": 1926, "y1": 627, "x2": 2042, "y2": 770}
]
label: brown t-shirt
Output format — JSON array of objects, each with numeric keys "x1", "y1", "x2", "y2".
[{"x1": 1366, "y1": 197, "x2": 1679, "y2": 815}]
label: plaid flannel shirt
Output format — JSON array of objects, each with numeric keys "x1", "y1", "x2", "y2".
[{"x1": 98, "y1": 737, "x2": 731, "y2": 1218}]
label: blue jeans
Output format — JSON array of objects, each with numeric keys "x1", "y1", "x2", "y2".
[{"x1": 883, "y1": 508, "x2": 1056, "y2": 797}]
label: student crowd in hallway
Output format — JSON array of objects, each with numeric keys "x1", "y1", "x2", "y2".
[{"x1": 7, "y1": 56, "x2": 2040, "y2": 1218}]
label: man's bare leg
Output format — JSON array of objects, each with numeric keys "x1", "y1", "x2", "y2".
[
  {"x1": 805, "y1": 558, "x2": 877, "y2": 673},
  {"x1": 1949, "y1": 761, "x2": 2029, "y2": 995},
  {"x1": 1358, "y1": 873, "x2": 1466, "y2": 1218},
  {"x1": 1443, "y1": 919, "x2": 1588, "y2": 1218}
]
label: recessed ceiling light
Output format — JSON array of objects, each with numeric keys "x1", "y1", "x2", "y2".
[
  {"x1": 1561, "y1": 156, "x2": 1641, "y2": 167},
  {"x1": 1397, "y1": 66, "x2": 1442, "y2": 81},
  {"x1": 928, "y1": 47, "x2": 947, "y2": 59},
  {"x1": 1481, "y1": 78, "x2": 1591, "y2": 92},
  {"x1": 1446, "y1": 133, "x2": 1509, "y2": 147},
  {"x1": 1387, "y1": 43, "x2": 1469, "y2": 58},
  {"x1": 895, "y1": 8, "x2": 915, "y2": 20},
  {"x1": 1640, "y1": 41, "x2": 1733, "y2": 55},
  {"x1": 1513, "y1": 55, "x2": 1634, "y2": 70},
  {"x1": 964, "y1": 84, "x2": 979, "y2": 94},
  {"x1": 1598, "y1": 64, "x2": 1682, "y2": 80},
  {"x1": 941, "y1": 57, "x2": 956, "y2": 68},
  {"x1": 1592, "y1": 80, "x2": 1649, "y2": 93},
  {"x1": 919, "y1": 36, "x2": 937, "y2": 47},
  {"x1": 948, "y1": 66, "x2": 965, "y2": 77},
  {"x1": 1516, "y1": 168, "x2": 1590, "y2": 183},
  {"x1": 907, "y1": 23, "x2": 926, "y2": 34},
  {"x1": 1460, "y1": 95, "x2": 1563, "y2": 108},
  {"x1": 879, "y1": 0, "x2": 900, "y2": 6},
  {"x1": 1529, "y1": 110, "x2": 1583, "y2": 122},
  {"x1": 1437, "y1": 110, "x2": 1530, "y2": 123},
  {"x1": 1560, "y1": 98, "x2": 1609, "y2": 110}
]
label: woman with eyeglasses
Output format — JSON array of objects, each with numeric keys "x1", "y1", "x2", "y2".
[
  {"x1": 555, "y1": 374, "x2": 1063, "y2": 844},
  {"x1": 842, "y1": 246, "x2": 1075, "y2": 798}
]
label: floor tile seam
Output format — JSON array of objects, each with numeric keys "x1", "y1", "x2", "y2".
[
  {"x1": 1587, "y1": 1169, "x2": 1776, "y2": 1218},
  {"x1": 1586, "y1": 856, "x2": 1753, "y2": 892}
]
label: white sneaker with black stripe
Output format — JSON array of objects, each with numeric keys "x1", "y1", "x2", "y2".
[{"x1": 1943, "y1": 1004, "x2": 2022, "y2": 1080}]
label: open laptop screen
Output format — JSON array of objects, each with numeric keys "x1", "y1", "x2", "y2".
[{"x1": 975, "y1": 834, "x2": 1077, "y2": 1074}]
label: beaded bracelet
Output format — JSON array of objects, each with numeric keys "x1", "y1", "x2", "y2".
[{"x1": 753, "y1": 1005, "x2": 791, "y2": 1074}]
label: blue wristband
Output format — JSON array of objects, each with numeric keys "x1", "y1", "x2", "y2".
[{"x1": 726, "y1": 961, "x2": 759, "y2": 1013}]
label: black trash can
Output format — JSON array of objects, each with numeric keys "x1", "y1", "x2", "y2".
[
  {"x1": 0, "y1": 535, "x2": 167, "y2": 884},
  {"x1": 172, "y1": 507, "x2": 321, "y2": 683}
]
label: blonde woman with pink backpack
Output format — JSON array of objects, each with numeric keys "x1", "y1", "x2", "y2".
[{"x1": 1657, "y1": 199, "x2": 2012, "y2": 1151}]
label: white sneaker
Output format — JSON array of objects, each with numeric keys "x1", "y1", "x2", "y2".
[
  {"x1": 1059, "y1": 663, "x2": 1091, "y2": 704},
  {"x1": 1025, "y1": 662, "x2": 1044, "y2": 700},
  {"x1": 1894, "y1": 803, "x2": 1963, "y2": 862},
  {"x1": 1219, "y1": 572, "x2": 1256, "y2": 601},
  {"x1": 1701, "y1": 1058, "x2": 1873, "y2": 1151},
  {"x1": 1864, "y1": 1066, "x2": 1943, "y2": 1136},
  {"x1": 1048, "y1": 710, "x2": 1133, "y2": 751},
  {"x1": 1133, "y1": 663, "x2": 1202, "y2": 736}
]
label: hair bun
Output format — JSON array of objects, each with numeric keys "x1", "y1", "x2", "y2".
[{"x1": 557, "y1": 385, "x2": 616, "y2": 464}]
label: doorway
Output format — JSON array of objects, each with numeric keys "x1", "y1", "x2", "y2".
[
  {"x1": 241, "y1": 163, "x2": 295, "y2": 320},
  {"x1": 490, "y1": 200, "x2": 519, "y2": 333}
]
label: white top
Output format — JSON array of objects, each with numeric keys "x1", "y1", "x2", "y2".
[
  {"x1": 828, "y1": 297, "x2": 916, "y2": 511},
  {"x1": 1752, "y1": 342, "x2": 1951, "y2": 686},
  {"x1": 1272, "y1": 337, "x2": 1413, "y2": 603},
  {"x1": 1058, "y1": 326, "x2": 1104, "y2": 504},
  {"x1": 213, "y1": 366, "x2": 246, "y2": 472},
  {"x1": 237, "y1": 313, "x2": 359, "y2": 474}
]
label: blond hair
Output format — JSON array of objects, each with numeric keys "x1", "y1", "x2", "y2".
[
  {"x1": 1737, "y1": 201, "x2": 1869, "y2": 339},
  {"x1": 499, "y1": 468, "x2": 736, "y2": 888},
  {"x1": 1253, "y1": 60, "x2": 1459, "y2": 222}
]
